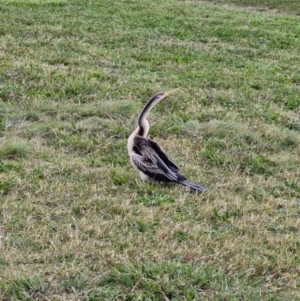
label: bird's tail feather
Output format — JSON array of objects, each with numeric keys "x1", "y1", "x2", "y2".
[{"x1": 179, "y1": 180, "x2": 207, "y2": 192}]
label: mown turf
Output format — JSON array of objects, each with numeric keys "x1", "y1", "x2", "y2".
[
  {"x1": 208, "y1": 0, "x2": 300, "y2": 15},
  {"x1": 1, "y1": 0, "x2": 300, "y2": 300}
]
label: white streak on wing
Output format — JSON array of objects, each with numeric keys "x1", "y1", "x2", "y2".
[{"x1": 130, "y1": 152, "x2": 178, "y2": 182}]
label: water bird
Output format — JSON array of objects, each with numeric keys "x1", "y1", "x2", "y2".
[{"x1": 127, "y1": 89, "x2": 207, "y2": 192}]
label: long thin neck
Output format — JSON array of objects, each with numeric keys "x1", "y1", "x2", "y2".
[{"x1": 137, "y1": 92, "x2": 164, "y2": 137}]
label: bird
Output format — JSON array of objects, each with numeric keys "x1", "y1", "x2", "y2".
[{"x1": 127, "y1": 89, "x2": 207, "y2": 192}]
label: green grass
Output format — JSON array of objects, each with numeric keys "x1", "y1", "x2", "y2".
[
  {"x1": 208, "y1": 0, "x2": 300, "y2": 15},
  {"x1": 1, "y1": 0, "x2": 300, "y2": 300}
]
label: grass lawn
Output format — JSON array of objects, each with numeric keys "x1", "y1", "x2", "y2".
[
  {"x1": 1, "y1": 0, "x2": 300, "y2": 300},
  {"x1": 210, "y1": 0, "x2": 300, "y2": 15}
]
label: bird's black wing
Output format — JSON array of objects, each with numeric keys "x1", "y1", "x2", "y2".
[
  {"x1": 135, "y1": 136, "x2": 179, "y2": 172},
  {"x1": 131, "y1": 137, "x2": 185, "y2": 182},
  {"x1": 149, "y1": 139, "x2": 179, "y2": 172}
]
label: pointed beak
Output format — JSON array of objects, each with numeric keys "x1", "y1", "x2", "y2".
[{"x1": 163, "y1": 88, "x2": 180, "y2": 98}]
